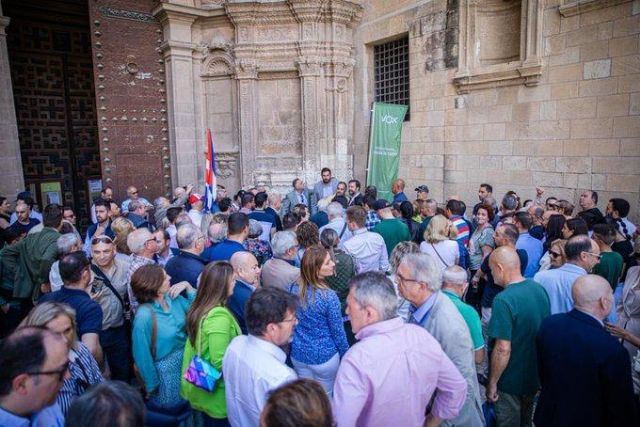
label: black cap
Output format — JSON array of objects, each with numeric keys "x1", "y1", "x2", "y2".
[
  {"x1": 415, "y1": 185, "x2": 429, "y2": 193},
  {"x1": 372, "y1": 199, "x2": 391, "y2": 210}
]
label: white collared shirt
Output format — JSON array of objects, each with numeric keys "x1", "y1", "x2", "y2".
[
  {"x1": 223, "y1": 335, "x2": 297, "y2": 427},
  {"x1": 342, "y1": 227, "x2": 390, "y2": 273}
]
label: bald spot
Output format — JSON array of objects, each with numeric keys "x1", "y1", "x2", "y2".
[
  {"x1": 230, "y1": 251, "x2": 257, "y2": 270},
  {"x1": 489, "y1": 246, "x2": 521, "y2": 271},
  {"x1": 572, "y1": 274, "x2": 611, "y2": 307}
]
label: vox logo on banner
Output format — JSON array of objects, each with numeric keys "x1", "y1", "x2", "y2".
[{"x1": 366, "y1": 102, "x2": 408, "y2": 201}]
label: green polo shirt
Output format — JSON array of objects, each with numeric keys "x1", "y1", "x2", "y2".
[
  {"x1": 443, "y1": 289, "x2": 484, "y2": 351},
  {"x1": 592, "y1": 251, "x2": 624, "y2": 290},
  {"x1": 488, "y1": 279, "x2": 550, "y2": 395},
  {"x1": 373, "y1": 218, "x2": 411, "y2": 256}
]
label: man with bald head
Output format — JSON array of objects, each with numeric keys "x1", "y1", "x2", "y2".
[
  {"x1": 534, "y1": 234, "x2": 601, "y2": 315},
  {"x1": 391, "y1": 179, "x2": 408, "y2": 204},
  {"x1": 486, "y1": 246, "x2": 550, "y2": 427},
  {"x1": 535, "y1": 275, "x2": 637, "y2": 427},
  {"x1": 229, "y1": 251, "x2": 261, "y2": 334}
]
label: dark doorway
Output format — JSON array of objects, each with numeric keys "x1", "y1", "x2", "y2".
[{"x1": 5, "y1": 0, "x2": 101, "y2": 231}]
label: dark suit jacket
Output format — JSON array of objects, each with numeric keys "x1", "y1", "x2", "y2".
[
  {"x1": 535, "y1": 309, "x2": 638, "y2": 427},
  {"x1": 227, "y1": 280, "x2": 254, "y2": 334},
  {"x1": 165, "y1": 250, "x2": 206, "y2": 288}
]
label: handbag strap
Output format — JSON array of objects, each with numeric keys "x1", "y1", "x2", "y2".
[
  {"x1": 339, "y1": 222, "x2": 348, "y2": 239},
  {"x1": 91, "y1": 264, "x2": 125, "y2": 309},
  {"x1": 145, "y1": 305, "x2": 157, "y2": 360},
  {"x1": 431, "y1": 243, "x2": 451, "y2": 268},
  {"x1": 195, "y1": 312, "x2": 209, "y2": 357}
]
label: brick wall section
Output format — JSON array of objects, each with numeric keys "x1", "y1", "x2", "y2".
[
  {"x1": 88, "y1": 0, "x2": 169, "y2": 203},
  {"x1": 354, "y1": 0, "x2": 640, "y2": 222}
]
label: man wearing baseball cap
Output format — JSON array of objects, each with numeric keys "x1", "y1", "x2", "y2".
[
  {"x1": 372, "y1": 199, "x2": 411, "y2": 256},
  {"x1": 415, "y1": 185, "x2": 430, "y2": 201},
  {"x1": 187, "y1": 193, "x2": 205, "y2": 228}
]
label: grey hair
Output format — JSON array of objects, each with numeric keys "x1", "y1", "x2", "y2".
[
  {"x1": 248, "y1": 219, "x2": 263, "y2": 239},
  {"x1": 326, "y1": 202, "x2": 344, "y2": 219},
  {"x1": 128, "y1": 200, "x2": 144, "y2": 212},
  {"x1": 271, "y1": 231, "x2": 298, "y2": 258},
  {"x1": 127, "y1": 228, "x2": 153, "y2": 254},
  {"x1": 389, "y1": 241, "x2": 420, "y2": 274},
  {"x1": 400, "y1": 253, "x2": 442, "y2": 292},
  {"x1": 176, "y1": 223, "x2": 203, "y2": 249},
  {"x1": 483, "y1": 195, "x2": 496, "y2": 208},
  {"x1": 349, "y1": 272, "x2": 398, "y2": 321},
  {"x1": 57, "y1": 233, "x2": 81, "y2": 256},
  {"x1": 267, "y1": 192, "x2": 282, "y2": 204},
  {"x1": 153, "y1": 197, "x2": 169, "y2": 209},
  {"x1": 208, "y1": 222, "x2": 228, "y2": 244},
  {"x1": 442, "y1": 265, "x2": 469, "y2": 285}
]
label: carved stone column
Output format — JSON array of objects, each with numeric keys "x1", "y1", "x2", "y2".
[
  {"x1": 297, "y1": 59, "x2": 322, "y2": 185},
  {"x1": 154, "y1": 6, "x2": 199, "y2": 188},
  {"x1": 235, "y1": 60, "x2": 258, "y2": 187},
  {"x1": 0, "y1": 4, "x2": 25, "y2": 196}
]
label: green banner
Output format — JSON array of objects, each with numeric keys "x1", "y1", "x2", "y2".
[{"x1": 366, "y1": 102, "x2": 408, "y2": 201}]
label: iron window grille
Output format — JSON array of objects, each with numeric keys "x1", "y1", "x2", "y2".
[{"x1": 374, "y1": 36, "x2": 410, "y2": 121}]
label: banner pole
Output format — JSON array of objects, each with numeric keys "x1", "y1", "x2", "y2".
[{"x1": 365, "y1": 102, "x2": 376, "y2": 186}]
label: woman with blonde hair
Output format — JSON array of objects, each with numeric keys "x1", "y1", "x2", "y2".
[
  {"x1": 419, "y1": 214, "x2": 459, "y2": 270},
  {"x1": 111, "y1": 217, "x2": 135, "y2": 259},
  {"x1": 20, "y1": 301, "x2": 103, "y2": 414},
  {"x1": 288, "y1": 246, "x2": 348, "y2": 395},
  {"x1": 181, "y1": 261, "x2": 240, "y2": 426}
]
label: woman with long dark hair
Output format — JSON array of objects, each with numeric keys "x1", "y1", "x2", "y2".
[
  {"x1": 288, "y1": 246, "x2": 348, "y2": 395},
  {"x1": 181, "y1": 261, "x2": 240, "y2": 427},
  {"x1": 544, "y1": 214, "x2": 566, "y2": 252}
]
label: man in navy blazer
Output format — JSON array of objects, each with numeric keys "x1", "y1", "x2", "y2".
[
  {"x1": 228, "y1": 251, "x2": 261, "y2": 334},
  {"x1": 535, "y1": 274, "x2": 638, "y2": 427}
]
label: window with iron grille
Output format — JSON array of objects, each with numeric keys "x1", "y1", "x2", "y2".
[{"x1": 374, "y1": 36, "x2": 410, "y2": 121}]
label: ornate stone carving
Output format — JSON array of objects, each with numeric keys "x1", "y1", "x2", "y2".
[{"x1": 214, "y1": 151, "x2": 239, "y2": 179}]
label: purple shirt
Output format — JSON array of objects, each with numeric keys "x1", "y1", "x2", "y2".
[{"x1": 333, "y1": 317, "x2": 467, "y2": 426}]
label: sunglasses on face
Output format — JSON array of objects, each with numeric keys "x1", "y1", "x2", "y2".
[
  {"x1": 27, "y1": 360, "x2": 70, "y2": 382},
  {"x1": 549, "y1": 251, "x2": 562, "y2": 259}
]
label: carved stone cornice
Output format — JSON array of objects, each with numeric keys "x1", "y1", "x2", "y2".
[
  {"x1": 159, "y1": 40, "x2": 196, "y2": 58},
  {"x1": 152, "y1": 1, "x2": 226, "y2": 22},
  {"x1": 235, "y1": 59, "x2": 258, "y2": 79},
  {"x1": 454, "y1": 62, "x2": 543, "y2": 94},
  {"x1": 296, "y1": 58, "x2": 322, "y2": 77},
  {"x1": 559, "y1": 0, "x2": 630, "y2": 17}
]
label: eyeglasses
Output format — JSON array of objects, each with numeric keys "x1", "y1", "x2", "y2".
[
  {"x1": 91, "y1": 235, "x2": 113, "y2": 245},
  {"x1": 145, "y1": 237, "x2": 157, "y2": 244},
  {"x1": 584, "y1": 251, "x2": 602, "y2": 260},
  {"x1": 549, "y1": 251, "x2": 562, "y2": 259},
  {"x1": 280, "y1": 316, "x2": 297, "y2": 324},
  {"x1": 28, "y1": 361, "x2": 70, "y2": 382},
  {"x1": 395, "y1": 272, "x2": 421, "y2": 286}
]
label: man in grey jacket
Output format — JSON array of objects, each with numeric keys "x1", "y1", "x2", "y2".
[
  {"x1": 313, "y1": 167, "x2": 338, "y2": 203},
  {"x1": 397, "y1": 252, "x2": 485, "y2": 427}
]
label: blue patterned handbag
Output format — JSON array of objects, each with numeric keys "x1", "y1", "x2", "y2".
[{"x1": 183, "y1": 315, "x2": 222, "y2": 392}]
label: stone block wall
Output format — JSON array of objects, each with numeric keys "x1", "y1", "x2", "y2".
[{"x1": 354, "y1": 0, "x2": 640, "y2": 221}]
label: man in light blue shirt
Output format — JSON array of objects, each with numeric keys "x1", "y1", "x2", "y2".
[
  {"x1": 0, "y1": 328, "x2": 68, "y2": 427},
  {"x1": 514, "y1": 212, "x2": 544, "y2": 277},
  {"x1": 534, "y1": 235, "x2": 601, "y2": 314}
]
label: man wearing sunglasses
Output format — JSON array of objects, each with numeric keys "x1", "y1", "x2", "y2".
[
  {"x1": 0, "y1": 327, "x2": 69, "y2": 426},
  {"x1": 534, "y1": 235, "x2": 601, "y2": 315}
]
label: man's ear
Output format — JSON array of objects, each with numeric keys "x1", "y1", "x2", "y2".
[{"x1": 12, "y1": 373, "x2": 31, "y2": 395}]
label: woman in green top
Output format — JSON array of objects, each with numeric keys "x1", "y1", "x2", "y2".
[{"x1": 180, "y1": 261, "x2": 240, "y2": 427}]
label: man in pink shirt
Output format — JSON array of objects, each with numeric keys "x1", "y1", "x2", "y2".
[{"x1": 333, "y1": 272, "x2": 467, "y2": 427}]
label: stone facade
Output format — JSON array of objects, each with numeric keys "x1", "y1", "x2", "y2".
[
  {"x1": 154, "y1": 0, "x2": 363, "y2": 193},
  {"x1": 0, "y1": 2, "x2": 23, "y2": 198},
  {"x1": 352, "y1": 0, "x2": 640, "y2": 221},
  {"x1": 0, "y1": 0, "x2": 639, "y2": 222}
]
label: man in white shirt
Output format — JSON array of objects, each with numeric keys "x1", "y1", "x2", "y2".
[
  {"x1": 319, "y1": 202, "x2": 353, "y2": 247},
  {"x1": 223, "y1": 287, "x2": 298, "y2": 427},
  {"x1": 342, "y1": 205, "x2": 390, "y2": 273}
]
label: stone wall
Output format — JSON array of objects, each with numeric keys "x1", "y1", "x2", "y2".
[
  {"x1": 0, "y1": 2, "x2": 23, "y2": 198},
  {"x1": 353, "y1": 0, "x2": 640, "y2": 221}
]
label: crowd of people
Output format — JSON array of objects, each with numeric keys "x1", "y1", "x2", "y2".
[{"x1": 1, "y1": 168, "x2": 640, "y2": 427}]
